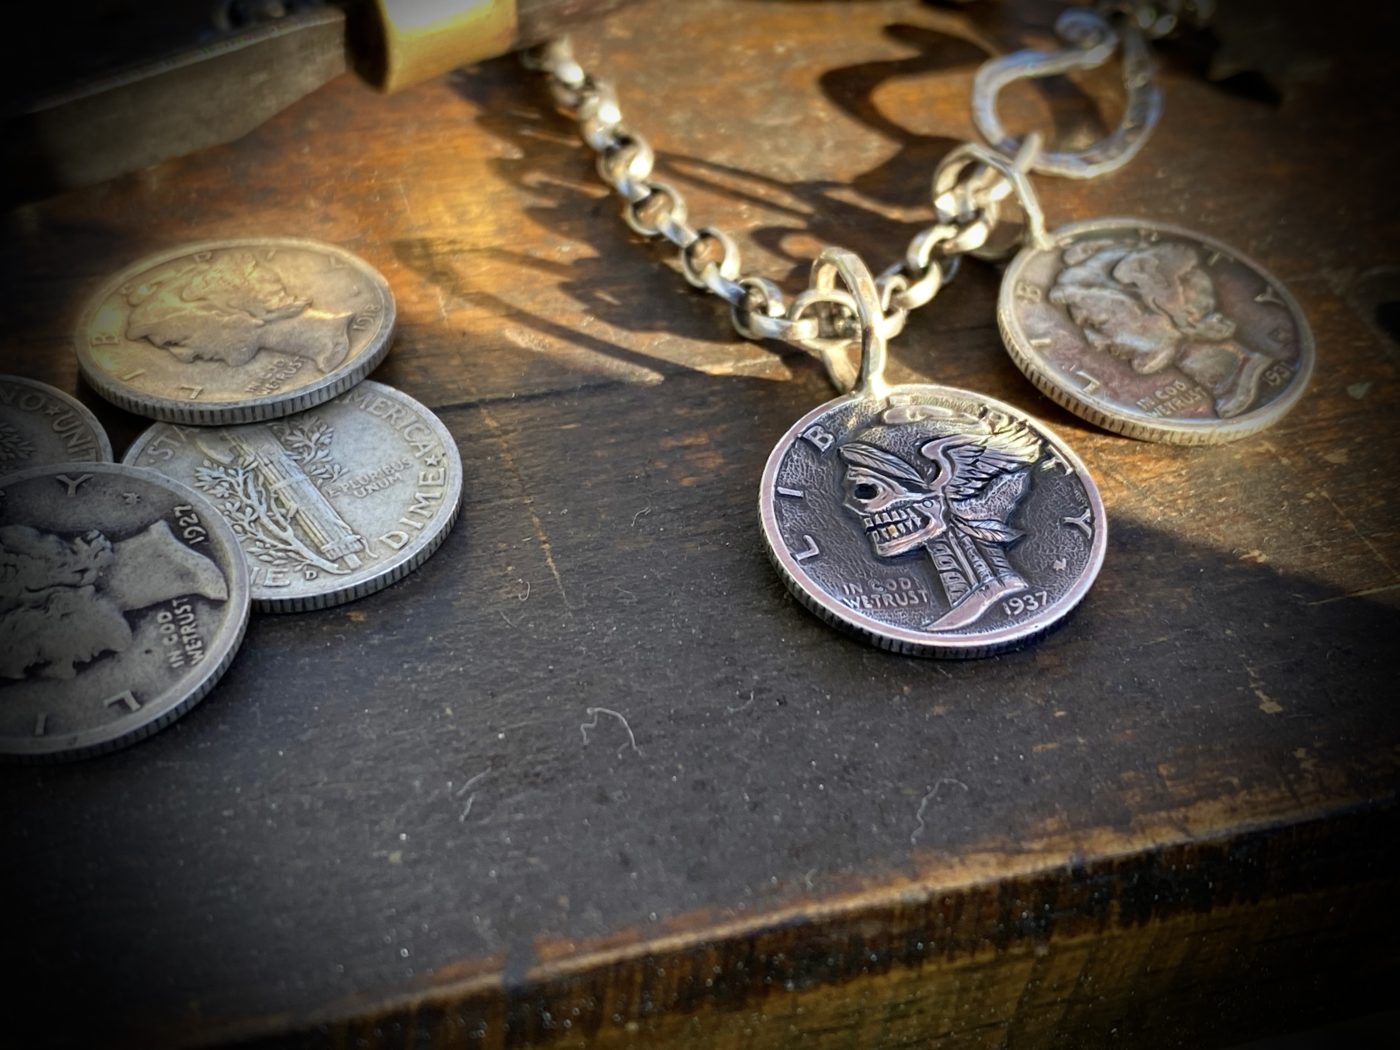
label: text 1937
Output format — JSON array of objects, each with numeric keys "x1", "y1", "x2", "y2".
[{"x1": 1003, "y1": 590, "x2": 1049, "y2": 617}]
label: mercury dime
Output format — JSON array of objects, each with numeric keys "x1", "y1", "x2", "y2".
[
  {"x1": 759, "y1": 385, "x2": 1106, "y2": 657},
  {"x1": 999, "y1": 218, "x2": 1314, "y2": 444},
  {"x1": 124, "y1": 380, "x2": 462, "y2": 612},
  {"x1": 76, "y1": 238, "x2": 396, "y2": 424},
  {"x1": 0, "y1": 375, "x2": 112, "y2": 471},
  {"x1": 0, "y1": 463, "x2": 250, "y2": 761}
]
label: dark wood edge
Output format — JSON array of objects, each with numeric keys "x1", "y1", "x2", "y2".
[{"x1": 155, "y1": 794, "x2": 1400, "y2": 1050}]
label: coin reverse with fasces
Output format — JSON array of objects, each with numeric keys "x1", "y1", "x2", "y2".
[
  {"x1": 0, "y1": 463, "x2": 251, "y2": 760},
  {"x1": 0, "y1": 375, "x2": 113, "y2": 471},
  {"x1": 76, "y1": 237, "x2": 396, "y2": 424},
  {"x1": 760, "y1": 384, "x2": 1106, "y2": 657},
  {"x1": 124, "y1": 380, "x2": 463, "y2": 612}
]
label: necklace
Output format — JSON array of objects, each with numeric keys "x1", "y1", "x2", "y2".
[{"x1": 524, "y1": 2, "x2": 1312, "y2": 655}]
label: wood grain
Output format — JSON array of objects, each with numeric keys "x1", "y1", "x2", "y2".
[{"x1": 2, "y1": 2, "x2": 1397, "y2": 1048}]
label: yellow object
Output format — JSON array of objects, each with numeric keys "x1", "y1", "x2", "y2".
[{"x1": 372, "y1": 0, "x2": 517, "y2": 92}]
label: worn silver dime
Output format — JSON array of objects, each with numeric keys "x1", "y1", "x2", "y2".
[
  {"x1": 75, "y1": 238, "x2": 396, "y2": 424},
  {"x1": 759, "y1": 385, "x2": 1106, "y2": 658},
  {"x1": 0, "y1": 375, "x2": 113, "y2": 470},
  {"x1": 124, "y1": 380, "x2": 462, "y2": 612},
  {"x1": 0, "y1": 463, "x2": 250, "y2": 761},
  {"x1": 999, "y1": 218, "x2": 1314, "y2": 444}
]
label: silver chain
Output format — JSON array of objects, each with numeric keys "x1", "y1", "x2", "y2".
[
  {"x1": 523, "y1": 0, "x2": 1199, "y2": 389},
  {"x1": 524, "y1": 36, "x2": 1021, "y2": 390},
  {"x1": 1099, "y1": 0, "x2": 1215, "y2": 39}
]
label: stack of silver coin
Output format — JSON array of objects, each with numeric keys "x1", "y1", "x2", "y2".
[{"x1": 1, "y1": 238, "x2": 462, "y2": 760}]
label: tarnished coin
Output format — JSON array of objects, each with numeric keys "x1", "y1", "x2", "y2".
[
  {"x1": 124, "y1": 380, "x2": 462, "y2": 612},
  {"x1": 75, "y1": 238, "x2": 396, "y2": 424},
  {"x1": 759, "y1": 385, "x2": 1106, "y2": 657},
  {"x1": 0, "y1": 375, "x2": 112, "y2": 470},
  {"x1": 999, "y1": 218, "x2": 1314, "y2": 444},
  {"x1": 0, "y1": 463, "x2": 250, "y2": 761}
]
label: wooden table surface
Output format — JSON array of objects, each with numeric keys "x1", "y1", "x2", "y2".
[{"x1": 4, "y1": 2, "x2": 1398, "y2": 1048}]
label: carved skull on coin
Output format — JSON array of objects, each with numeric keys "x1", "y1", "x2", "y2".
[{"x1": 838, "y1": 402, "x2": 1044, "y2": 630}]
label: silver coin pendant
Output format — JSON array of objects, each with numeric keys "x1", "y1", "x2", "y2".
[
  {"x1": 759, "y1": 384, "x2": 1106, "y2": 657},
  {"x1": 999, "y1": 218, "x2": 1314, "y2": 444}
]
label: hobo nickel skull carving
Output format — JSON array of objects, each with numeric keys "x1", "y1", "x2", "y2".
[{"x1": 759, "y1": 385, "x2": 1105, "y2": 657}]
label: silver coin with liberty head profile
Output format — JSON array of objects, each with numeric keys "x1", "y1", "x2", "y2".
[
  {"x1": 0, "y1": 463, "x2": 250, "y2": 761},
  {"x1": 0, "y1": 375, "x2": 113, "y2": 471},
  {"x1": 999, "y1": 218, "x2": 1314, "y2": 444},
  {"x1": 76, "y1": 238, "x2": 396, "y2": 425},
  {"x1": 759, "y1": 250, "x2": 1106, "y2": 657},
  {"x1": 124, "y1": 381, "x2": 462, "y2": 612}
]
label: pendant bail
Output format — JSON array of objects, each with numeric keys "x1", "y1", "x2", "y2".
[{"x1": 812, "y1": 249, "x2": 884, "y2": 406}]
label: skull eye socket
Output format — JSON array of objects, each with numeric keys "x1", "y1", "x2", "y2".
[{"x1": 852, "y1": 482, "x2": 880, "y2": 501}]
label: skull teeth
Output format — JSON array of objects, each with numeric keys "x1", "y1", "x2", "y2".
[
  {"x1": 862, "y1": 508, "x2": 922, "y2": 541},
  {"x1": 862, "y1": 509, "x2": 914, "y2": 528}
]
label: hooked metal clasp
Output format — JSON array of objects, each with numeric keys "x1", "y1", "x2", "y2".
[{"x1": 971, "y1": 7, "x2": 1162, "y2": 180}]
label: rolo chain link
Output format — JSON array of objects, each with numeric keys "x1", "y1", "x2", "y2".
[
  {"x1": 524, "y1": 37, "x2": 1021, "y2": 387},
  {"x1": 1099, "y1": 0, "x2": 1215, "y2": 39}
]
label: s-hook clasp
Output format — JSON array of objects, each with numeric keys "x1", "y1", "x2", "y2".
[{"x1": 971, "y1": 6, "x2": 1162, "y2": 180}]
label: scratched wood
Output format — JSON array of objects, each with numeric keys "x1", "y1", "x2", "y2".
[{"x1": 2, "y1": 2, "x2": 1398, "y2": 1048}]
